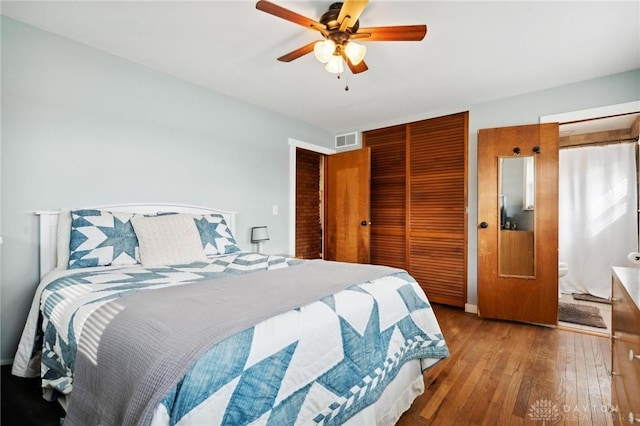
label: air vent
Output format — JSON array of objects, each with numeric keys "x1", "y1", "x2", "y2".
[{"x1": 335, "y1": 132, "x2": 358, "y2": 148}]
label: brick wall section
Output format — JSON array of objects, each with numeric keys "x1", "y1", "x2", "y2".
[{"x1": 296, "y1": 148, "x2": 322, "y2": 259}]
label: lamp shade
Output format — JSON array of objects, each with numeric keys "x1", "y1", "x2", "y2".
[
  {"x1": 251, "y1": 226, "x2": 270, "y2": 242},
  {"x1": 344, "y1": 41, "x2": 366, "y2": 65},
  {"x1": 314, "y1": 40, "x2": 335, "y2": 64},
  {"x1": 325, "y1": 54, "x2": 344, "y2": 74}
]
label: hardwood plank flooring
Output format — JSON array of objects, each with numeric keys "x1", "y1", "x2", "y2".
[
  {"x1": 397, "y1": 304, "x2": 618, "y2": 426},
  {"x1": 1, "y1": 304, "x2": 618, "y2": 425}
]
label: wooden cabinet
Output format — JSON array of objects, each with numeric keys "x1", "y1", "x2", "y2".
[
  {"x1": 499, "y1": 230, "x2": 534, "y2": 276},
  {"x1": 364, "y1": 112, "x2": 468, "y2": 307},
  {"x1": 611, "y1": 266, "x2": 640, "y2": 423}
]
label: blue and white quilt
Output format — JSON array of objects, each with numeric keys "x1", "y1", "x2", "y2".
[{"x1": 13, "y1": 252, "x2": 449, "y2": 425}]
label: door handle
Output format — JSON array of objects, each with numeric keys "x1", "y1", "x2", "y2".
[
  {"x1": 361, "y1": 220, "x2": 371, "y2": 226},
  {"x1": 479, "y1": 222, "x2": 488, "y2": 229}
]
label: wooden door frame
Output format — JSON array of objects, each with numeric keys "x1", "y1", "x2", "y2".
[
  {"x1": 540, "y1": 101, "x2": 639, "y2": 327},
  {"x1": 288, "y1": 138, "x2": 336, "y2": 256},
  {"x1": 540, "y1": 101, "x2": 640, "y2": 126}
]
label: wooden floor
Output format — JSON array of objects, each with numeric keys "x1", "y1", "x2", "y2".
[
  {"x1": 1, "y1": 364, "x2": 64, "y2": 426},
  {"x1": 397, "y1": 304, "x2": 618, "y2": 426},
  {"x1": 1, "y1": 304, "x2": 617, "y2": 426}
]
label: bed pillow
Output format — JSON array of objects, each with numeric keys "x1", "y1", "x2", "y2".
[
  {"x1": 68, "y1": 210, "x2": 140, "y2": 269},
  {"x1": 131, "y1": 214, "x2": 207, "y2": 267},
  {"x1": 193, "y1": 214, "x2": 241, "y2": 255}
]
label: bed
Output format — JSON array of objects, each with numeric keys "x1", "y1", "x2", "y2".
[{"x1": 12, "y1": 203, "x2": 449, "y2": 426}]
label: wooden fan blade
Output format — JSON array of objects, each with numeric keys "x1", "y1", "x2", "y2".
[
  {"x1": 353, "y1": 25, "x2": 427, "y2": 42},
  {"x1": 277, "y1": 41, "x2": 317, "y2": 62},
  {"x1": 342, "y1": 51, "x2": 369, "y2": 74},
  {"x1": 256, "y1": 0, "x2": 327, "y2": 33},
  {"x1": 338, "y1": 0, "x2": 369, "y2": 32}
]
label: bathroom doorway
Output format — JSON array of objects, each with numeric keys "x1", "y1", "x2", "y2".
[{"x1": 544, "y1": 103, "x2": 640, "y2": 335}]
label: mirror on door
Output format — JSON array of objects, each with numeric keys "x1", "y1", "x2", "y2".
[{"x1": 498, "y1": 156, "x2": 535, "y2": 277}]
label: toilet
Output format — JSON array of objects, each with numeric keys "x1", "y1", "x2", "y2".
[{"x1": 558, "y1": 262, "x2": 569, "y2": 298}]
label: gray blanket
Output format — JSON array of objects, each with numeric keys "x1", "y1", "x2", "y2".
[{"x1": 64, "y1": 259, "x2": 403, "y2": 426}]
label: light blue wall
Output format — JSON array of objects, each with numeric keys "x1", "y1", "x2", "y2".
[
  {"x1": 0, "y1": 17, "x2": 333, "y2": 362},
  {"x1": 1, "y1": 15, "x2": 638, "y2": 362},
  {"x1": 353, "y1": 68, "x2": 638, "y2": 309},
  {"x1": 464, "y1": 69, "x2": 639, "y2": 307}
]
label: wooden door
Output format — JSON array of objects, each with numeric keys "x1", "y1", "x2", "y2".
[
  {"x1": 363, "y1": 112, "x2": 468, "y2": 307},
  {"x1": 477, "y1": 123, "x2": 558, "y2": 325},
  {"x1": 364, "y1": 125, "x2": 407, "y2": 269},
  {"x1": 325, "y1": 148, "x2": 371, "y2": 263},
  {"x1": 408, "y1": 113, "x2": 468, "y2": 307}
]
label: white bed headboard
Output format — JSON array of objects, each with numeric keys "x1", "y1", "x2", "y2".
[{"x1": 36, "y1": 203, "x2": 237, "y2": 279}]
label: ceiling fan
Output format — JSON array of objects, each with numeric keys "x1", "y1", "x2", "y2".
[{"x1": 255, "y1": 0, "x2": 427, "y2": 75}]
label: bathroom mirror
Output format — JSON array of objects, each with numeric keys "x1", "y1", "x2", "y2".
[{"x1": 498, "y1": 156, "x2": 535, "y2": 277}]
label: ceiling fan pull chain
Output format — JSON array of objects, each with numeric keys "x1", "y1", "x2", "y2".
[{"x1": 342, "y1": 73, "x2": 349, "y2": 91}]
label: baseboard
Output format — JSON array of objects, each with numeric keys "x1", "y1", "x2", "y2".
[
  {"x1": 1, "y1": 358, "x2": 14, "y2": 366},
  {"x1": 465, "y1": 303, "x2": 478, "y2": 314}
]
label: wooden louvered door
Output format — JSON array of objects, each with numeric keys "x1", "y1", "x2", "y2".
[
  {"x1": 364, "y1": 112, "x2": 468, "y2": 307},
  {"x1": 408, "y1": 113, "x2": 468, "y2": 307},
  {"x1": 364, "y1": 125, "x2": 407, "y2": 269}
]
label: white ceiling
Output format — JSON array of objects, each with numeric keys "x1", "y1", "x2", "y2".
[{"x1": 1, "y1": 1, "x2": 639, "y2": 133}]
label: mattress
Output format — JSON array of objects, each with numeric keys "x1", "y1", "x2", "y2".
[{"x1": 13, "y1": 252, "x2": 448, "y2": 425}]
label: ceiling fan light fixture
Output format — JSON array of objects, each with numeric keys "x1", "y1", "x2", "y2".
[
  {"x1": 256, "y1": 0, "x2": 428, "y2": 75},
  {"x1": 344, "y1": 41, "x2": 366, "y2": 65},
  {"x1": 325, "y1": 54, "x2": 344, "y2": 74},
  {"x1": 314, "y1": 39, "x2": 336, "y2": 63}
]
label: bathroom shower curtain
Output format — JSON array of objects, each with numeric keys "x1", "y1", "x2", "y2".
[{"x1": 559, "y1": 142, "x2": 638, "y2": 299}]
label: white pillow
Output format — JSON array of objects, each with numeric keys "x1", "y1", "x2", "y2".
[
  {"x1": 56, "y1": 210, "x2": 72, "y2": 270},
  {"x1": 131, "y1": 214, "x2": 207, "y2": 267}
]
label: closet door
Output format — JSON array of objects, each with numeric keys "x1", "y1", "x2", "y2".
[
  {"x1": 408, "y1": 112, "x2": 468, "y2": 307},
  {"x1": 363, "y1": 112, "x2": 468, "y2": 307},
  {"x1": 363, "y1": 125, "x2": 407, "y2": 269}
]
